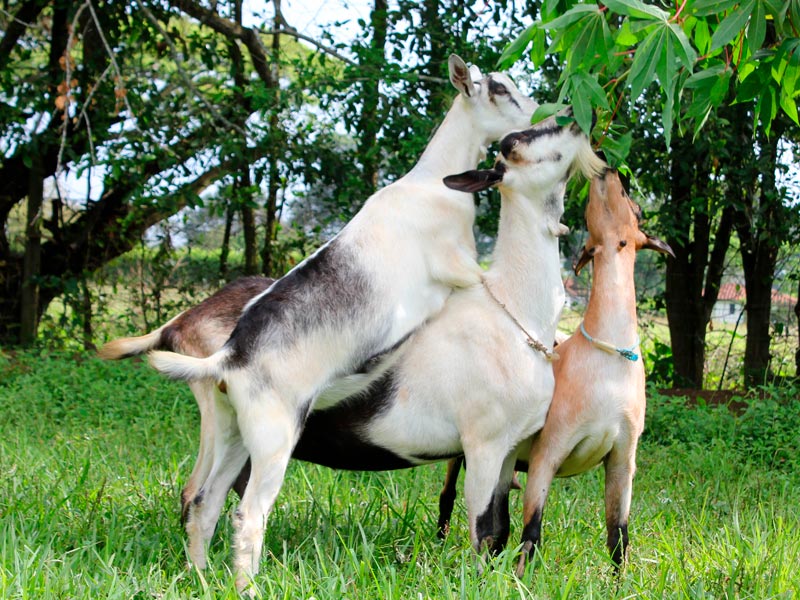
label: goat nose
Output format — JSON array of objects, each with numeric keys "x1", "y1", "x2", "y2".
[{"x1": 500, "y1": 132, "x2": 522, "y2": 158}]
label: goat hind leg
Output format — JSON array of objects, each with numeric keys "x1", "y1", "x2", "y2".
[
  {"x1": 437, "y1": 456, "x2": 464, "y2": 539},
  {"x1": 185, "y1": 391, "x2": 248, "y2": 569},
  {"x1": 463, "y1": 446, "x2": 514, "y2": 564},
  {"x1": 231, "y1": 391, "x2": 300, "y2": 593},
  {"x1": 181, "y1": 379, "x2": 220, "y2": 521},
  {"x1": 516, "y1": 437, "x2": 564, "y2": 577}
]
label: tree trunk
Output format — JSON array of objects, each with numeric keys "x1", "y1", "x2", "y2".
[
  {"x1": 80, "y1": 274, "x2": 94, "y2": 351},
  {"x1": 262, "y1": 0, "x2": 282, "y2": 278},
  {"x1": 734, "y1": 123, "x2": 786, "y2": 387},
  {"x1": 241, "y1": 176, "x2": 259, "y2": 276},
  {"x1": 355, "y1": 0, "x2": 387, "y2": 196},
  {"x1": 664, "y1": 134, "x2": 713, "y2": 387},
  {"x1": 795, "y1": 277, "x2": 800, "y2": 377},
  {"x1": 20, "y1": 153, "x2": 44, "y2": 346},
  {"x1": 219, "y1": 201, "x2": 234, "y2": 281}
]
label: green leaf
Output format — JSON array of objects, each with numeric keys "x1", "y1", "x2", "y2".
[
  {"x1": 574, "y1": 72, "x2": 611, "y2": 110},
  {"x1": 748, "y1": 1, "x2": 767, "y2": 54},
  {"x1": 571, "y1": 87, "x2": 594, "y2": 134},
  {"x1": 529, "y1": 24, "x2": 547, "y2": 68},
  {"x1": 603, "y1": 0, "x2": 670, "y2": 20},
  {"x1": 530, "y1": 102, "x2": 569, "y2": 125},
  {"x1": 710, "y1": 0, "x2": 756, "y2": 50},
  {"x1": 763, "y1": 0, "x2": 784, "y2": 16},
  {"x1": 540, "y1": 4, "x2": 600, "y2": 30},
  {"x1": 779, "y1": 84, "x2": 799, "y2": 124},
  {"x1": 691, "y1": 0, "x2": 739, "y2": 17},
  {"x1": 567, "y1": 11, "x2": 612, "y2": 70},
  {"x1": 629, "y1": 26, "x2": 665, "y2": 99},
  {"x1": 616, "y1": 18, "x2": 640, "y2": 46},
  {"x1": 599, "y1": 131, "x2": 633, "y2": 166},
  {"x1": 756, "y1": 86, "x2": 778, "y2": 133},
  {"x1": 669, "y1": 23, "x2": 698, "y2": 69},
  {"x1": 542, "y1": 0, "x2": 562, "y2": 21},
  {"x1": 684, "y1": 63, "x2": 728, "y2": 87},
  {"x1": 693, "y1": 18, "x2": 712, "y2": 55},
  {"x1": 497, "y1": 23, "x2": 538, "y2": 70}
]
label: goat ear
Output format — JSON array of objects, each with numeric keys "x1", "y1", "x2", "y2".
[
  {"x1": 449, "y1": 54, "x2": 474, "y2": 98},
  {"x1": 641, "y1": 233, "x2": 675, "y2": 258},
  {"x1": 574, "y1": 245, "x2": 599, "y2": 275},
  {"x1": 443, "y1": 168, "x2": 503, "y2": 193}
]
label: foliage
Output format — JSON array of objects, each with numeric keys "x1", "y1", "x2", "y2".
[
  {"x1": 499, "y1": 0, "x2": 800, "y2": 162},
  {"x1": 2, "y1": 351, "x2": 800, "y2": 597},
  {"x1": 645, "y1": 385, "x2": 800, "y2": 469}
]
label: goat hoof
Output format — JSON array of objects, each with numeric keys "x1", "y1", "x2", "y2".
[{"x1": 515, "y1": 541, "x2": 533, "y2": 577}]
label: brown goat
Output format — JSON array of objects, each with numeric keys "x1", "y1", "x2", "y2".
[{"x1": 516, "y1": 170, "x2": 673, "y2": 576}]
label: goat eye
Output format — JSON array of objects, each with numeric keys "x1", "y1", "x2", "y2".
[
  {"x1": 488, "y1": 79, "x2": 509, "y2": 96},
  {"x1": 619, "y1": 240, "x2": 628, "y2": 248}
]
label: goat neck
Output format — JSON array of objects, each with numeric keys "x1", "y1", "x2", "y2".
[
  {"x1": 582, "y1": 241, "x2": 639, "y2": 349},
  {"x1": 485, "y1": 181, "x2": 567, "y2": 342},
  {"x1": 405, "y1": 96, "x2": 490, "y2": 181}
]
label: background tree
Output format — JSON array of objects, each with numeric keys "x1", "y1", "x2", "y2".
[{"x1": 500, "y1": 0, "x2": 800, "y2": 387}]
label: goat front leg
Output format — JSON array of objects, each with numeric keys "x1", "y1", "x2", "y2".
[
  {"x1": 516, "y1": 434, "x2": 570, "y2": 577},
  {"x1": 430, "y1": 245, "x2": 483, "y2": 289},
  {"x1": 231, "y1": 391, "x2": 300, "y2": 595},
  {"x1": 603, "y1": 439, "x2": 638, "y2": 571}
]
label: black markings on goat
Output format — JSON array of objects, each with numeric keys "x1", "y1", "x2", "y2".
[
  {"x1": 292, "y1": 370, "x2": 414, "y2": 471},
  {"x1": 224, "y1": 242, "x2": 373, "y2": 368}
]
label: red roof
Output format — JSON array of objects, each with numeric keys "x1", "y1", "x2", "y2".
[{"x1": 716, "y1": 282, "x2": 796, "y2": 305}]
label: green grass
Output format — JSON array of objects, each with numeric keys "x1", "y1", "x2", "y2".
[{"x1": 1, "y1": 350, "x2": 799, "y2": 598}]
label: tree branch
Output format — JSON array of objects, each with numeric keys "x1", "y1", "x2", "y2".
[
  {"x1": 0, "y1": 0, "x2": 47, "y2": 70},
  {"x1": 167, "y1": 0, "x2": 274, "y2": 86}
]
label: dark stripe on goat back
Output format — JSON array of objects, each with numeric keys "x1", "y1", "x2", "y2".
[
  {"x1": 293, "y1": 369, "x2": 414, "y2": 470},
  {"x1": 225, "y1": 241, "x2": 373, "y2": 368}
]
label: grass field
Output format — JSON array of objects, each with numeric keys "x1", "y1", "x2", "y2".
[{"x1": 1, "y1": 350, "x2": 799, "y2": 599}]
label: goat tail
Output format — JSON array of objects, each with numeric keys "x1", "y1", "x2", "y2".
[
  {"x1": 97, "y1": 311, "x2": 184, "y2": 360},
  {"x1": 98, "y1": 329, "x2": 165, "y2": 360},
  {"x1": 148, "y1": 349, "x2": 226, "y2": 382}
]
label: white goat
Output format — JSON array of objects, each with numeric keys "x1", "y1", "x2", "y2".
[
  {"x1": 97, "y1": 276, "x2": 272, "y2": 518},
  {"x1": 288, "y1": 118, "x2": 605, "y2": 561},
  {"x1": 153, "y1": 116, "x2": 604, "y2": 588},
  {"x1": 148, "y1": 55, "x2": 538, "y2": 591},
  {"x1": 515, "y1": 169, "x2": 674, "y2": 576}
]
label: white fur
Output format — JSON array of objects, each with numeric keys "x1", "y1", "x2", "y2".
[{"x1": 148, "y1": 56, "x2": 539, "y2": 592}]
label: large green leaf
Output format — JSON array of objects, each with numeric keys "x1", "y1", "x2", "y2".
[
  {"x1": 530, "y1": 102, "x2": 570, "y2": 125},
  {"x1": 540, "y1": 4, "x2": 600, "y2": 30},
  {"x1": 670, "y1": 23, "x2": 698, "y2": 69},
  {"x1": 567, "y1": 11, "x2": 612, "y2": 70},
  {"x1": 629, "y1": 26, "x2": 665, "y2": 99},
  {"x1": 602, "y1": 0, "x2": 670, "y2": 20},
  {"x1": 690, "y1": 0, "x2": 740, "y2": 17},
  {"x1": 748, "y1": 1, "x2": 767, "y2": 54},
  {"x1": 497, "y1": 23, "x2": 538, "y2": 70},
  {"x1": 710, "y1": 0, "x2": 756, "y2": 50},
  {"x1": 779, "y1": 83, "x2": 799, "y2": 124}
]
